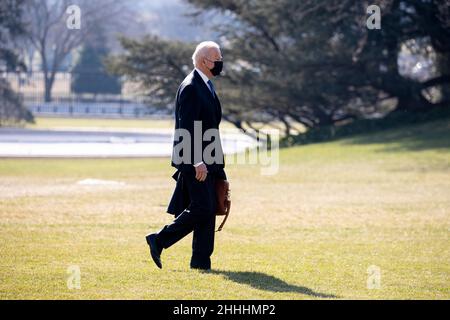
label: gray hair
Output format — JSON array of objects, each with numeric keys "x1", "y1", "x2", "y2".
[{"x1": 192, "y1": 41, "x2": 220, "y2": 67}]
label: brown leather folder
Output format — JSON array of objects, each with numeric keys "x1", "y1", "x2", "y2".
[{"x1": 215, "y1": 179, "x2": 231, "y2": 232}]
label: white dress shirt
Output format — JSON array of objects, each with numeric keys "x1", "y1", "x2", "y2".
[{"x1": 195, "y1": 67, "x2": 210, "y2": 86}]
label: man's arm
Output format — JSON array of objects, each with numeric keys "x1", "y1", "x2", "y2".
[
  {"x1": 177, "y1": 85, "x2": 208, "y2": 181},
  {"x1": 178, "y1": 85, "x2": 200, "y2": 140}
]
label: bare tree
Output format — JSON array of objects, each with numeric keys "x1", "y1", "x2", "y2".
[{"x1": 23, "y1": 0, "x2": 130, "y2": 102}]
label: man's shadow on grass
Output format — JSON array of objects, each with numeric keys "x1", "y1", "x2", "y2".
[{"x1": 207, "y1": 270, "x2": 337, "y2": 298}]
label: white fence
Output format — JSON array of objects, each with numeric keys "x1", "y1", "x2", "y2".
[{"x1": 3, "y1": 71, "x2": 170, "y2": 118}]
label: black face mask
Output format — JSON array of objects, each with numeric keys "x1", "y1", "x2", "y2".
[{"x1": 209, "y1": 60, "x2": 223, "y2": 76}]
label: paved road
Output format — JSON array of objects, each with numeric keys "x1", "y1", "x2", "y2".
[{"x1": 0, "y1": 128, "x2": 255, "y2": 157}]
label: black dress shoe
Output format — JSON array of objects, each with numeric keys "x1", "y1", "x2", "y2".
[
  {"x1": 190, "y1": 263, "x2": 211, "y2": 271},
  {"x1": 145, "y1": 233, "x2": 162, "y2": 269},
  {"x1": 191, "y1": 266, "x2": 211, "y2": 272}
]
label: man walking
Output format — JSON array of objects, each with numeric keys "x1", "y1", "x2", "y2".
[{"x1": 146, "y1": 41, "x2": 226, "y2": 271}]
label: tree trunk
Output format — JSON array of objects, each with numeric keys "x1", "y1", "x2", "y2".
[
  {"x1": 313, "y1": 105, "x2": 334, "y2": 127},
  {"x1": 44, "y1": 73, "x2": 55, "y2": 103},
  {"x1": 395, "y1": 81, "x2": 432, "y2": 112},
  {"x1": 437, "y1": 52, "x2": 450, "y2": 102},
  {"x1": 396, "y1": 95, "x2": 428, "y2": 112}
]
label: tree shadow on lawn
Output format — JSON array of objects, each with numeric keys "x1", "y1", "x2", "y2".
[
  {"x1": 340, "y1": 119, "x2": 450, "y2": 152},
  {"x1": 206, "y1": 270, "x2": 337, "y2": 298}
]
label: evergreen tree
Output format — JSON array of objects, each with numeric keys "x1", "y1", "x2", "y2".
[
  {"x1": 107, "y1": 35, "x2": 192, "y2": 108},
  {"x1": 0, "y1": 0, "x2": 34, "y2": 126},
  {"x1": 109, "y1": 0, "x2": 450, "y2": 136},
  {"x1": 186, "y1": 0, "x2": 450, "y2": 123},
  {"x1": 71, "y1": 29, "x2": 122, "y2": 96}
]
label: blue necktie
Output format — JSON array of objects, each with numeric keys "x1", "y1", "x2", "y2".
[{"x1": 207, "y1": 80, "x2": 216, "y2": 98}]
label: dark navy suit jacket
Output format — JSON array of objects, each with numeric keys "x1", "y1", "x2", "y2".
[{"x1": 167, "y1": 70, "x2": 226, "y2": 216}]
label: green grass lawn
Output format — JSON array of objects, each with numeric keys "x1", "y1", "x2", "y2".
[
  {"x1": 22, "y1": 116, "x2": 302, "y2": 133},
  {"x1": 24, "y1": 116, "x2": 177, "y2": 130},
  {"x1": 23, "y1": 116, "x2": 238, "y2": 130},
  {"x1": 0, "y1": 118, "x2": 449, "y2": 299}
]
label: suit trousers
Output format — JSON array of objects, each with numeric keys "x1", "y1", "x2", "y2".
[{"x1": 157, "y1": 170, "x2": 217, "y2": 269}]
